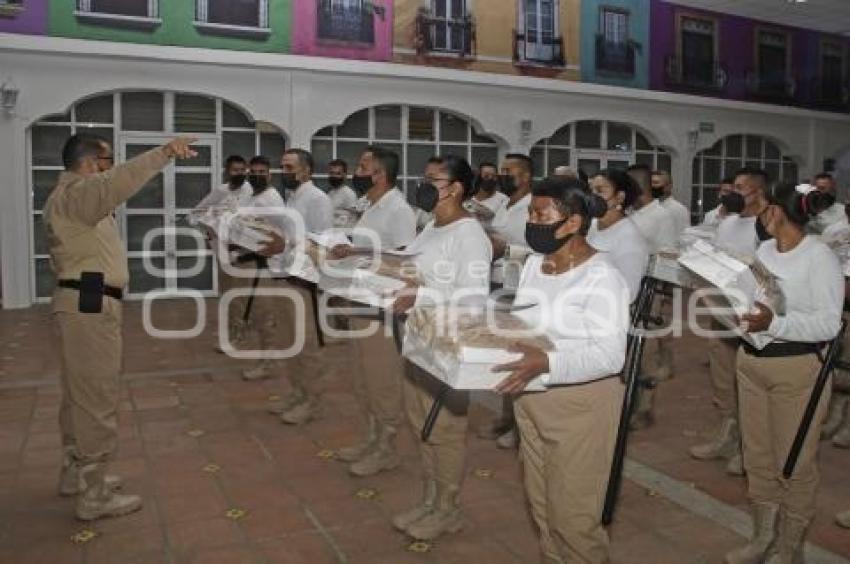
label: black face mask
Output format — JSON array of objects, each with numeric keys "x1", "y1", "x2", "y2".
[
  {"x1": 281, "y1": 173, "x2": 301, "y2": 191},
  {"x1": 415, "y1": 182, "x2": 440, "y2": 213},
  {"x1": 248, "y1": 174, "x2": 268, "y2": 193},
  {"x1": 755, "y1": 214, "x2": 772, "y2": 242},
  {"x1": 351, "y1": 175, "x2": 373, "y2": 195},
  {"x1": 328, "y1": 176, "x2": 345, "y2": 189},
  {"x1": 651, "y1": 187, "x2": 665, "y2": 199},
  {"x1": 525, "y1": 220, "x2": 570, "y2": 255},
  {"x1": 499, "y1": 174, "x2": 517, "y2": 197},
  {"x1": 720, "y1": 192, "x2": 745, "y2": 214},
  {"x1": 228, "y1": 174, "x2": 246, "y2": 189},
  {"x1": 477, "y1": 177, "x2": 499, "y2": 195}
]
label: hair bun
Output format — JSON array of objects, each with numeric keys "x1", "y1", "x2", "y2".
[{"x1": 804, "y1": 190, "x2": 835, "y2": 217}]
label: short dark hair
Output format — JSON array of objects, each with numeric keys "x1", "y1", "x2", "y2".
[
  {"x1": 284, "y1": 148, "x2": 314, "y2": 174},
  {"x1": 593, "y1": 169, "x2": 641, "y2": 209},
  {"x1": 814, "y1": 172, "x2": 834, "y2": 182},
  {"x1": 371, "y1": 147, "x2": 400, "y2": 185},
  {"x1": 62, "y1": 133, "x2": 109, "y2": 171},
  {"x1": 249, "y1": 155, "x2": 271, "y2": 168},
  {"x1": 426, "y1": 156, "x2": 444, "y2": 166},
  {"x1": 505, "y1": 153, "x2": 534, "y2": 178},
  {"x1": 626, "y1": 164, "x2": 652, "y2": 191},
  {"x1": 225, "y1": 155, "x2": 246, "y2": 168},
  {"x1": 328, "y1": 159, "x2": 347, "y2": 173},
  {"x1": 734, "y1": 167, "x2": 770, "y2": 190},
  {"x1": 720, "y1": 176, "x2": 736, "y2": 186},
  {"x1": 533, "y1": 176, "x2": 607, "y2": 235},
  {"x1": 478, "y1": 162, "x2": 497, "y2": 173}
]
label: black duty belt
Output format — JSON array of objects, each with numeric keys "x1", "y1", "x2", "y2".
[
  {"x1": 234, "y1": 252, "x2": 268, "y2": 268},
  {"x1": 58, "y1": 279, "x2": 124, "y2": 300},
  {"x1": 742, "y1": 339, "x2": 826, "y2": 358}
]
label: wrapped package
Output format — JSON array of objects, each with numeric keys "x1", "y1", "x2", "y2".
[
  {"x1": 646, "y1": 250, "x2": 702, "y2": 290},
  {"x1": 333, "y1": 208, "x2": 360, "y2": 230},
  {"x1": 187, "y1": 204, "x2": 279, "y2": 252},
  {"x1": 402, "y1": 305, "x2": 553, "y2": 391},
  {"x1": 318, "y1": 251, "x2": 416, "y2": 309},
  {"x1": 463, "y1": 199, "x2": 496, "y2": 223}
]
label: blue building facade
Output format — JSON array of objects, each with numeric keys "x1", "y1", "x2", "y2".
[{"x1": 581, "y1": 0, "x2": 650, "y2": 89}]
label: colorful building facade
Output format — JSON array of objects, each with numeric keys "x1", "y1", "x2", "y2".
[
  {"x1": 0, "y1": 0, "x2": 47, "y2": 34},
  {"x1": 291, "y1": 0, "x2": 393, "y2": 61},
  {"x1": 580, "y1": 0, "x2": 649, "y2": 89}
]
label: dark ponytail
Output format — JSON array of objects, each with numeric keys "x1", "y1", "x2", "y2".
[
  {"x1": 768, "y1": 182, "x2": 829, "y2": 227},
  {"x1": 533, "y1": 176, "x2": 605, "y2": 235},
  {"x1": 441, "y1": 154, "x2": 476, "y2": 201},
  {"x1": 593, "y1": 169, "x2": 641, "y2": 209}
]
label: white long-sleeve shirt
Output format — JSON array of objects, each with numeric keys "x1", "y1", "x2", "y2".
[
  {"x1": 194, "y1": 181, "x2": 252, "y2": 210},
  {"x1": 714, "y1": 215, "x2": 759, "y2": 258},
  {"x1": 471, "y1": 191, "x2": 509, "y2": 214},
  {"x1": 661, "y1": 196, "x2": 691, "y2": 235},
  {"x1": 491, "y1": 193, "x2": 531, "y2": 247},
  {"x1": 287, "y1": 180, "x2": 333, "y2": 234},
  {"x1": 702, "y1": 205, "x2": 724, "y2": 228},
  {"x1": 587, "y1": 218, "x2": 649, "y2": 303},
  {"x1": 352, "y1": 188, "x2": 416, "y2": 249},
  {"x1": 328, "y1": 184, "x2": 358, "y2": 211},
  {"x1": 406, "y1": 217, "x2": 492, "y2": 303},
  {"x1": 811, "y1": 202, "x2": 846, "y2": 234},
  {"x1": 629, "y1": 200, "x2": 678, "y2": 253},
  {"x1": 514, "y1": 253, "x2": 629, "y2": 387},
  {"x1": 754, "y1": 235, "x2": 843, "y2": 344}
]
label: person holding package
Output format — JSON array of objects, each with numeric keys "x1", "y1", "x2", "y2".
[
  {"x1": 329, "y1": 146, "x2": 417, "y2": 477},
  {"x1": 494, "y1": 177, "x2": 629, "y2": 563},
  {"x1": 46, "y1": 133, "x2": 197, "y2": 520},
  {"x1": 391, "y1": 155, "x2": 492, "y2": 541},
  {"x1": 726, "y1": 182, "x2": 843, "y2": 564}
]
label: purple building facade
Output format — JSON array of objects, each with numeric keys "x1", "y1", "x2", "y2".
[{"x1": 0, "y1": 0, "x2": 47, "y2": 35}]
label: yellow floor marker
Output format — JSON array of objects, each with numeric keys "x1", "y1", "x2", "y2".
[{"x1": 70, "y1": 529, "x2": 97, "y2": 544}]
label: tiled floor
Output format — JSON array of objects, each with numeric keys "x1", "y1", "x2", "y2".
[{"x1": 0, "y1": 300, "x2": 849, "y2": 563}]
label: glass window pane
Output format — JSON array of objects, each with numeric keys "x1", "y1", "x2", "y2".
[
  {"x1": 207, "y1": 0, "x2": 260, "y2": 27},
  {"x1": 174, "y1": 94, "x2": 216, "y2": 133},
  {"x1": 76, "y1": 126, "x2": 114, "y2": 148},
  {"x1": 702, "y1": 187, "x2": 720, "y2": 215},
  {"x1": 548, "y1": 148, "x2": 571, "y2": 171},
  {"x1": 313, "y1": 126, "x2": 334, "y2": 138},
  {"x1": 765, "y1": 161, "x2": 780, "y2": 184},
  {"x1": 126, "y1": 215, "x2": 165, "y2": 252},
  {"x1": 657, "y1": 154, "x2": 671, "y2": 173},
  {"x1": 692, "y1": 158, "x2": 700, "y2": 183},
  {"x1": 223, "y1": 132, "x2": 256, "y2": 163},
  {"x1": 550, "y1": 125, "x2": 572, "y2": 146},
  {"x1": 745, "y1": 160, "x2": 761, "y2": 170},
  {"x1": 128, "y1": 257, "x2": 166, "y2": 294},
  {"x1": 176, "y1": 256, "x2": 214, "y2": 290},
  {"x1": 260, "y1": 132, "x2": 286, "y2": 163},
  {"x1": 35, "y1": 258, "x2": 56, "y2": 299},
  {"x1": 41, "y1": 111, "x2": 71, "y2": 123},
  {"x1": 407, "y1": 144, "x2": 437, "y2": 177},
  {"x1": 121, "y1": 92, "x2": 164, "y2": 132},
  {"x1": 175, "y1": 173, "x2": 212, "y2": 209},
  {"x1": 439, "y1": 145, "x2": 468, "y2": 161},
  {"x1": 703, "y1": 140, "x2": 722, "y2": 157},
  {"x1": 530, "y1": 146, "x2": 546, "y2": 178},
  {"x1": 575, "y1": 121, "x2": 602, "y2": 149},
  {"x1": 635, "y1": 153, "x2": 655, "y2": 169},
  {"x1": 472, "y1": 129, "x2": 497, "y2": 144},
  {"x1": 126, "y1": 173, "x2": 164, "y2": 209},
  {"x1": 703, "y1": 158, "x2": 721, "y2": 184},
  {"x1": 607, "y1": 123, "x2": 632, "y2": 152},
  {"x1": 32, "y1": 170, "x2": 61, "y2": 211},
  {"x1": 722, "y1": 159, "x2": 742, "y2": 181},
  {"x1": 577, "y1": 159, "x2": 602, "y2": 178},
  {"x1": 75, "y1": 95, "x2": 114, "y2": 124},
  {"x1": 31, "y1": 125, "x2": 71, "y2": 166},
  {"x1": 725, "y1": 135, "x2": 743, "y2": 158},
  {"x1": 408, "y1": 108, "x2": 435, "y2": 141},
  {"x1": 472, "y1": 146, "x2": 499, "y2": 169},
  {"x1": 439, "y1": 112, "x2": 469, "y2": 143},
  {"x1": 91, "y1": 0, "x2": 149, "y2": 17},
  {"x1": 746, "y1": 136, "x2": 763, "y2": 160},
  {"x1": 175, "y1": 228, "x2": 206, "y2": 252},
  {"x1": 338, "y1": 109, "x2": 369, "y2": 138},
  {"x1": 636, "y1": 131, "x2": 652, "y2": 151},
  {"x1": 764, "y1": 141, "x2": 781, "y2": 161},
  {"x1": 337, "y1": 141, "x2": 369, "y2": 172},
  {"x1": 222, "y1": 101, "x2": 254, "y2": 128},
  {"x1": 32, "y1": 214, "x2": 50, "y2": 256},
  {"x1": 782, "y1": 160, "x2": 798, "y2": 183},
  {"x1": 375, "y1": 106, "x2": 402, "y2": 140},
  {"x1": 311, "y1": 139, "x2": 334, "y2": 175}
]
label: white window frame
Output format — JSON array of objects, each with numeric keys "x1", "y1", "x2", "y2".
[
  {"x1": 75, "y1": 0, "x2": 162, "y2": 28},
  {"x1": 599, "y1": 7, "x2": 628, "y2": 46},
  {"x1": 517, "y1": 0, "x2": 560, "y2": 64},
  {"x1": 194, "y1": 0, "x2": 271, "y2": 38},
  {"x1": 429, "y1": 0, "x2": 469, "y2": 54}
]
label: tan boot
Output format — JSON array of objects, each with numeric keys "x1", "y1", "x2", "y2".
[
  {"x1": 393, "y1": 479, "x2": 437, "y2": 532},
  {"x1": 349, "y1": 423, "x2": 401, "y2": 477},
  {"x1": 629, "y1": 384, "x2": 656, "y2": 431},
  {"x1": 725, "y1": 451, "x2": 745, "y2": 476},
  {"x1": 496, "y1": 428, "x2": 518, "y2": 449},
  {"x1": 280, "y1": 399, "x2": 319, "y2": 426},
  {"x1": 58, "y1": 448, "x2": 122, "y2": 497},
  {"x1": 75, "y1": 463, "x2": 142, "y2": 521},
  {"x1": 242, "y1": 360, "x2": 274, "y2": 381},
  {"x1": 337, "y1": 416, "x2": 379, "y2": 463},
  {"x1": 406, "y1": 483, "x2": 464, "y2": 541},
  {"x1": 820, "y1": 395, "x2": 847, "y2": 440},
  {"x1": 831, "y1": 415, "x2": 850, "y2": 448},
  {"x1": 690, "y1": 417, "x2": 740, "y2": 460},
  {"x1": 765, "y1": 510, "x2": 809, "y2": 564},
  {"x1": 835, "y1": 510, "x2": 850, "y2": 529},
  {"x1": 724, "y1": 501, "x2": 779, "y2": 564}
]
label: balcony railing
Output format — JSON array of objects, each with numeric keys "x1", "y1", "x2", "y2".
[
  {"x1": 317, "y1": 0, "x2": 374, "y2": 45},
  {"x1": 746, "y1": 71, "x2": 797, "y2": 104},
  {"x1": 595, "y1": 35, "x2": 637, "y2": 76},
  {"x1": 664, "y1": 55, "x2": 728, "y2": 92},
  {"x1": 513, "y1": 30, "x2": 565, "y2": 67},
  {"x1": 414, "y1": 9, "x2": 474, "y2": 57}
]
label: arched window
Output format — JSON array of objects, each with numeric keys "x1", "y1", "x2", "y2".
[
  {"x1": 530, "y1": 120, "x2": 670, "y2": 179},
  {"x1": 28, "y1": 91, "x2": 287, "y2": 301},
  {"x1": 691, "y1": 135, "x2": 798, "y2": 220},
  {"x1": 310, "y1": 105, "x2": 500, "y2": 199}
]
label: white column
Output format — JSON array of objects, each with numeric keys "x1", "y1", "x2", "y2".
[{"x1": 0, "y1": 118, "x2": 33, "y2": 308}]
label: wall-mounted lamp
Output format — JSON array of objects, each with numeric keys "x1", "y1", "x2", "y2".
[
  {"x1": 1, "y1": 79, "x2": 19, "y2": 115},
  {"x1": 520, "y1": 119, "x2": 533, "y2": 144},
  {"x1": 687, "y1": 129, "x2": 699, "y2": 151}
]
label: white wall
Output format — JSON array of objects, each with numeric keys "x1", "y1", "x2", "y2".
[{"x1": 2, "y1": 33, "x2": 850, "y2": 308}]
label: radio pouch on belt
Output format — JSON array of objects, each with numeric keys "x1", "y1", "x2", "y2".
[{"x1": 78, "y1": 271, "x2": 105, "y2": 314}]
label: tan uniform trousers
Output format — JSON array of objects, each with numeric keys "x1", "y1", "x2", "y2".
[
  {"x1": 737, "y1": 348, "x2": 830, "y2": 520},
  {"x1": 641, "y1": 293, "x2": 674, "y2": 378},
  {"x1": 708, "y1": 325, "x2": 741, "y2": 419},
  {"x1": 515, "y1": 377, "x2": 624, "y2": 564},
  {"x1": 350, "y1": 317, "x2": 403, "y2": 427},
  {"x1": 276, "y1": 280, "x2": 324, "y2": 399},
  {"x1": 54, "y1": 294, "x2": 123, "y2": 465},
  {"x1": 403, "y1": 363, "x2": 469, "y2": 488},
  {"x1": 225, "y1": 261, "x2": 279, "y2": 350},
  {"x1": 218, "y1": 262, "x2": 246, "y2": 339}
]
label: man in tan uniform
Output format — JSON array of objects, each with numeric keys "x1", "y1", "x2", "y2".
[{"x1": 45, "y1": 133, "x2": 196, "y2": 521}]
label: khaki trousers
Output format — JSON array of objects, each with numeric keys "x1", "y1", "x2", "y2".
[
  {"x1": 277, "y1": 281, "x2": 324, "y2": 399},
  {"x1": 708, "y1": 330, "x2": 741, "y2": 419},
  {"x1": 515, "y1": 377, "x2": 624, "y2": 564},
  {"x1": 737, "y1": 349, "x2": 830, "y2": 519},
  {"x1": 350, "y1": 317, "x2": 403, "y2": 427},
  {"x1": 403, "y1": 363, "x2": 469, "y2": 488},
  {"x1": 218, "y1": 262, "x2": 246, "y2": 338},
  {"x1": 54, "y1": 297, "x2": 123, "y2": 465}
]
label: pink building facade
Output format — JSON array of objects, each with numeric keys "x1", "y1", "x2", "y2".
[{"x1": 291, "y1": 0, "x2": 393, "y2": 61}]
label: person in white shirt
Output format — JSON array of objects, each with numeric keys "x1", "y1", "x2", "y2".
[
  {"x1": 701, "y1": 177, "x2": 736, "y2": 227},
  {"x1": 587, "y1": 169, "x2": 650, "y2": 303},
  {"x1": 822, "y1": 204, "x2": 850, "y2": 243},
  {"x1": 652, "y1": 170, "x2": 691, "y2": 234},
  {"x1": 493, "y1": 177, "x2": 629, "y2": 563},
  {"x1": 281, "y1": 149, "x2": 333, "y2": 234},
  {"x1": 626, "y1": 165, "x2": 677, "y2": 252},
  {"x1": 195, "y1": 155, "x2": 252, "y2": 211},
  {"x1": 328, "y1": 147, "x2": 417, "y2": 478},
  {"x1": 727, "y1": 182, "x2": 843, "y2": 564},
  {"x1": 391, "y1": 155, "x2": 492, "y2": 542},
  {"x1": 463, "y1": 162, "x2": 508, "y2": 220},
  {"x1": 326, "y1": 158, "x2": 358, "y2": 211},
  {"x1": 412, "y1": 157, "x2": 442, "y2": 232}
]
